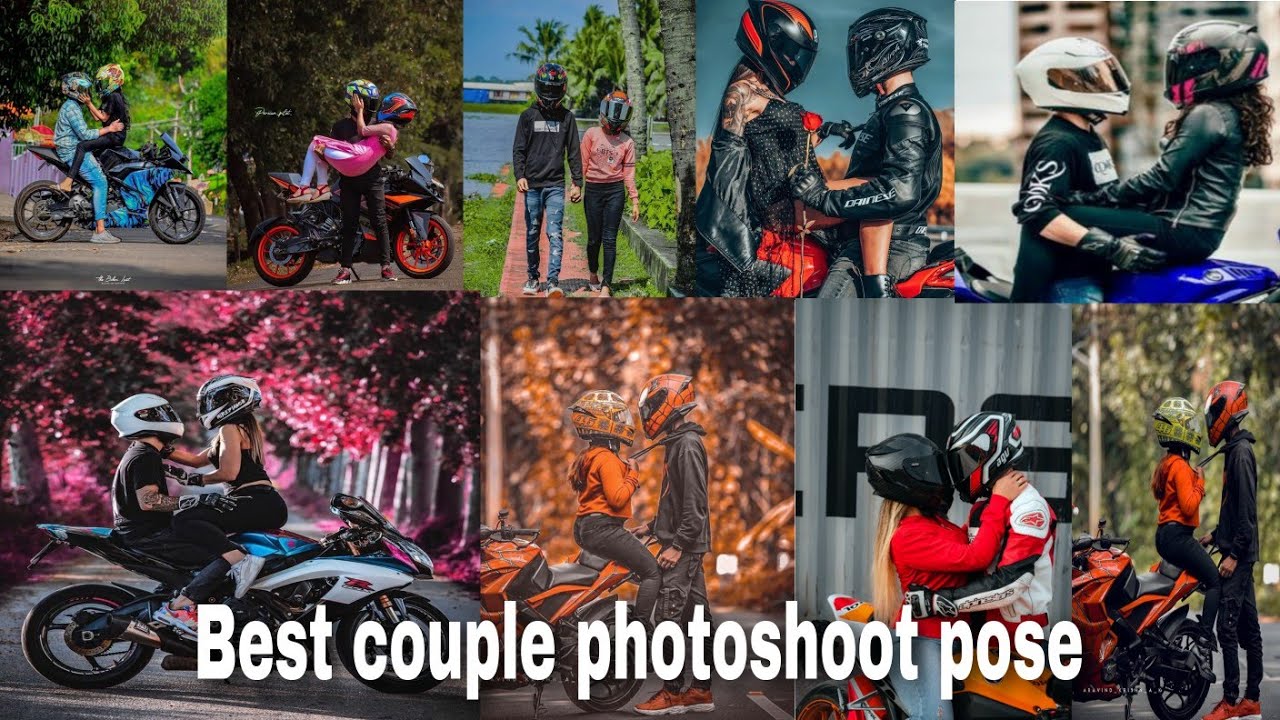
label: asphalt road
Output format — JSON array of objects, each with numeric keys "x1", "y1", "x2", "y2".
[
  {"x1": 0, "y1": 215, "x2": 226, "y2": 290},
  {"x1": 0, "y1": 518, "x2": 479, "y2": 720},
  {"x1": 229, "y1": 252, "x2": 462, "y2": 291},
  {"x1": 481, "y1": 610, "x2": 795, "y2": 720},
  {"x1": 1073, "y1": 621, "x2": 1280, "y2": 719}
]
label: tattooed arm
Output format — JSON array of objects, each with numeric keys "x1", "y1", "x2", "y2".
[
  {"x1": 137, "y1": 485, "x2": 181, "y2": 513},
  {"x1": 720, "y1": 65, "x2": 776, "y2": 136}
]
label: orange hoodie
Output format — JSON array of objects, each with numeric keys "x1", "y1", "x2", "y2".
[
  {"x1": 571, "y1": 446, "x2": 639, "y2": 518},
  {"x1": 1152, "y1": 453, "x2": 1205, "y2": 527}
]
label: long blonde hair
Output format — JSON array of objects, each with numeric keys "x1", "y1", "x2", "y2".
[
  {"x1": 210, "y1": 414, "x2": 265, "y2": 465},
  {"x1": 872, "y1": 498, "x2": 912, "y2": 623}
]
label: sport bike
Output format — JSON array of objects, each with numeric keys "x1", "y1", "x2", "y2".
[
  {"x1": 252, "y1": 154, "x2": 454, "y2": 286},
  {"x1": 15, "y1": 133, "x2": 205, "y2": 244},
  {"x1": 760, "y1": 235, "x2": 954, "y2": 298},
  {"x1": 794, "y1": 595, "x2": 1069, "y2": 720},
  {"x1": 21, "y1": 493, "x2": 447, "y2": 694},
  {"x1": 955, "y1": 246, "x2": 1280, "y2": 303},
  {"x1": 480, "y1": 509, "x2": 657, "y2": 717},
  {"x1": 1071, "y1": 520, "x2": 1213, "y2": 720}
]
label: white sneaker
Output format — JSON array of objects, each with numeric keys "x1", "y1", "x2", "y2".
[
  {"x1": 90, "y1": 231, "x2": 122, "y2": 244},
  {"x1": 230, "y1": 555, "x2": 266, "y2": 598}
]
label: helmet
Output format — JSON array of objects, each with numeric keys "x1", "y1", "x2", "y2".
[
  {"x1": 534, "y1": 63, "x2": 568, "y2": 107},
  {"x1": 111, "y1": 393, "x2": 184, "y2": 442},
  {"x1": 847, "y1": 7, "x2": 929, "y2": 98},
  {"x1": 735, "y1": 0, "x2": 818, "y2": 96},
  {"x1": 345, "y1": 79, "x2": 381, "y2": 104},
  {"x1": 196, "y1": 375, "x2": 262, "y2": 430},
  {"x1": 95, "y1": 64, "x2": 125, "y2": 96},
  {"x1": 1153, "y1": 397, "x2": 1203, "y2": 453},
  {"x1": 638, "y1": 373, "x2": 697, "y2": 439},
  {"x1": 865, "y1": 433, "x2": 953, "y2": 516},
  {"x1": 569, "y1": 390, "x2": 636, "y2": 446},
  {"x1": 1166, "y1": 21, "x2": 1269, "y2": 108},
  {"x1": 1016, "y1": 37, "x2": 1131, "y2": 118},
  {"x1": 377, "y1": 92, "x2": 417, "y2": 126},
  {"x1": 1204, "y1": 380, "x2": 1248, "y2": 447},
  {"x1": 599, "y1": 90, "x2": 633, "y2": 134},
  {"x1": 945, "y1": 412, "x2": 1026, "y2": 504},
  {"x1": 61, "y1": 72, "x2": 92, "y2": 100}
]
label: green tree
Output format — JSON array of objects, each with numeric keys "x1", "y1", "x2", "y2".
[
  {"x1": 508, "y1": 18, "x2": 569, "y2": 67},
  {"x1": 562, "y1": 6, "x2": 626, "y2": 112}
]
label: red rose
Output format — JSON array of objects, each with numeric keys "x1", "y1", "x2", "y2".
[{"x1": 802, "y1": 111, "x2": 823, "y2": 132}]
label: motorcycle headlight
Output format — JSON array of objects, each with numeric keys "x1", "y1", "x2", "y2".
[{"x1": 405, "y1": 542, "x2": 434, "y2": 576}]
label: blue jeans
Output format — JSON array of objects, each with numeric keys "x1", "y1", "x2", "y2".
[
  {"x1": 1048, "y1": 276, "x2": 1105, "y2": 303},
  {"x1": 889, "y1": 635, "x2": 952, "y2": 720},
  {"x1": 58, "y1": 147, "x2": 107, "y2": 222},
  {"x1": 524, "y1": 185, "x2": 565, "y2": 281}
]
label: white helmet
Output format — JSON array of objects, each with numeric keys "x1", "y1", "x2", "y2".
[
  {"x1": 196, "y1": 375, "x2": 262, "y2": 429},
  {"x1": 1016, "y1": 37, "x2": 1131, "y2": 118},
  {"x1": 111, "y1": 394, "x2": 184, "y2": 441}
]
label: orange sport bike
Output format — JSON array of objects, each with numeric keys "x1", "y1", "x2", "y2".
[
  {"x1": 251, "y1": 154, "x2": 455, "y2": 286},
  {"x1": 794, "y1": 595, "x2": 1068, "y2": 720},
  {"x1": 1071, "y1": 520, "x2": 1213, "y2": 720},
  {"x1": 480, "y1": 509, "x2": 658, "y2": 717}
]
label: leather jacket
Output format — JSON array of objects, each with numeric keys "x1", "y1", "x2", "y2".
[
  {"x1": 695, "y1": 127, "x2": 756, "y2": 271},
  {"x1": 1070, "y1": 101, "x2": 1244, "y2": 232},
  {"x1": 653, "y1": 421, "x2": 710, "y2": 554}
]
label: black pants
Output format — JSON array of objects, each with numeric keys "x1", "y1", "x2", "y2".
[
  {"x1": 1218, "y1": 561, "x2": 1263, "y2": 702},
  {"x1": 124, "y1": 528, "x2": 219, "y2": 568},
  {"x1": 656, "y1": 548, "x2": 713, "y2": 693},
  {"x1": 584, "y1": 181, "x2": 625, "y2": 287},
  {"x1": 574, "y1": 513, "x2": 660, "y2": 624},
  {"x1": 1155, "y1": 523, "x2": 1220, "y2": 632},
  {"x1": 339, "y1": 173, "x2": 390, "y2": 268},
  {"x1": 68, "y1": 133, "x2": 123, "y2": 182},
  {"x1": 694, "y1": 235, "x2": 726, "y2": 297},
  {"x1": 1011, "y1": 206, "x2": 1223, "y2": 302},
  {"x1": 170, "y1": 485, "x2": 288, "y2": 557}
]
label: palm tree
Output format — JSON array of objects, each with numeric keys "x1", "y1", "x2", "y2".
[
  {"x1": 617, "y1": 0, "x2": 649, "y2": 155},
  {"x1": 658, "y1": 0, "x2": 695, "y2": 293},
  {"x1": 508, "y1": 18, "x2": 569, "y2": 67}
]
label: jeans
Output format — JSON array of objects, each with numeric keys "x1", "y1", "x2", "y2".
[
  {"x1": 584, "y1": 182, "x2": 625, "y2": 286},
  {"x1": 1218, "y1": 560, "x2": 1263, "y2": 702},
  {"x1": 338, "y1": 172, "x2": 390, "y2": 267},
  {"x1": 1155, "y1": 522, "x2": 1221, "y2": 632},
  {"x1": 58, "y1": 145, "x2": 107, "y2": 222},
  {"x1": 889, "y1": 635, "x2": 952, "y2": 720},
  {"x1": 573, "y1": 513, "x2": 660, "y2": 624},
  {"x1": 524, "y1": 185, "x2": 565, "y2": 281},
  {"x1": 68, "y1": 134, "x2": 121, "y2": 187}
]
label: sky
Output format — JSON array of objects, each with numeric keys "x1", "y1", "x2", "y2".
[
  {"x1": 695, "y1": 0, "x2": 956, "y2": 139},
  {"x1": 463, "y1": 0, "x2": 598, "y2": 81},
  {"x1": 953, "y1": 1, "x2": 1019, "y2": 139}
]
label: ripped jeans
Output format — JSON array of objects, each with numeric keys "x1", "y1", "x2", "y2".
[{"x1": 524, "y1": 185, "x2": 565, "y2": 282}]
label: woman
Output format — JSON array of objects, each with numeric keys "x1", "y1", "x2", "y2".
[
  {"x1": 566, "y1": 390, "x2": 661, "y2": 625},
  {"x1": 290, "y1": 90, "x2": 416, "y2": 204},
  {"x1": 866, "y1": 433, "x2": 1026, "y2": 719},
  {"x1": 581, "y1": 90, "x2": 640, "y2": 297},
  {"x1": 53, "y1": 72, "x2": 123, "y2": 244},
  {"x1": 153, "y1": 375, "x2": 288, "y2": 637}
]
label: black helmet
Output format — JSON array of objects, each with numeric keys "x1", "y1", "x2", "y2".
[
  {"x1": 1165, "y1": 21, "x2": 1269, "y2": 108},
  {"x1": 945, "y1": 412, "x2": 1025, "y2": 504},
  {"x1": 847, "y1": 7, "x2": 930, "y2": 98},
  {"x1": 534, "y1": 62, "x2": 568, "y2": 108},
  {"x1": 735, "y1": 0, "x2": 819, "y2": 96},
  {"x1": 865, "y1": 433, "x2": 953, "y2": 516}
]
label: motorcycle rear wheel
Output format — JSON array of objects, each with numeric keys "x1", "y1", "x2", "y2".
[
  {"x1": 21, "y1": 583, "x2": 153, "y2": 689},
  {"x1": 561, "y1": 607, "x2": 644, "y2": 713},
  {"x1": 394, "y1": 215, "x2": 454, "y2": 280},
  {"x1": 1145, "y1": 624, "x2": 1212, "y2": 720},
  {"x1": 14, "y1": 180, "x2": 71, "y2": 242},
  {"x1": 797, "y1": 680, "x2": 902, "y2": 720},
  {"x1": 251, "y1": 220, "x2": 315, "y2": 286},
  {"x1": 149, "y1": 183, "x2": 206, "y2": 244},
  {"x1": 334, "y1": 591, "x2": 449, "y2": 694}
]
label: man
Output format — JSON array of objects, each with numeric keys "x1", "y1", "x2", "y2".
[
  {"x1": 513, "y1": 62, "x2": 582, "y2": 298},
  {"x1": 333, "y1": 79, "x2": 396, "y2": 285},
  {"x1": 53, "y1": 72, "x2": 123, "y2": 244},
  {"x1": 790, "y1": 8, "x2": 943, "y2": 298},
  {"x1": 629, "y1": 374, "x2": 714, "y2": 715},
  {"x1": 1200, "y1": 381, "x2": 1262, "y2": 720}
]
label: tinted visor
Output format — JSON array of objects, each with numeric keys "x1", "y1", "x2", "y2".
[
  {"x1": 774, "y1": 33, "x2": 818, "y2": 89},
  {"x1": 638, "y1": 387, "x2": 665, "y2": 426},
  {"x1": 1048, "y1": 57, "x2": 1131, "y2": 94},
  {"x1": 135, "y1": 403, "x2": 181, "y2": 424},
  {"x1": 945, "y1": 445, "x2": 985, "y2": 494},
  {"x1": 907, "y1": 449, "x2": 951, "y2": 489},
  {"x1": 601, "y1": 98, "x2": 632, "y2": 124}
]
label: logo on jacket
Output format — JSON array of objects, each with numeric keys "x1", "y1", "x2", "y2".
[
  {"x1": 343, "y1": 578, "x2": 375, "y2": 592},
  {"x1": 844, "y1": 189, "x2": 895, "y2": 208},
  {"x1": 1015, "y1": 510, "x2": 1048, "y2": 530}
]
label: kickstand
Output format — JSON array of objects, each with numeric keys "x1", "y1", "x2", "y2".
[
  {"x1": 350, "y1": 267, "x2": 362, "y2": 282},
  {"x1": 1123, "y1": 692, "x2": 1133, "y2": 720},
  {"x1": 532, "y1": 682, "x2": 547, "y2": 720}
]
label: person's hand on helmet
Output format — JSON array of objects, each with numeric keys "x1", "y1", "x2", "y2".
[
  {"x1": 1077, "y1": 228, "x2": 1166, "y2": 272},
  {"x1": 352, "y1": 94, "x2": 364, "y2": 114},
  {"x1": 993, "y1": 470, "x2": 1028, "y2": 500},
  {"x1": 177, "y1": 493, "x2": 238, "y2": 513},
  {"x1": 905, "y1": 584, "x2": 958, "y2": 619}
]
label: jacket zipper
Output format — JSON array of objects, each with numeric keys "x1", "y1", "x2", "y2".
[{"x1": 1171, "y1": 174, "x2": 1197, "y2": 228}]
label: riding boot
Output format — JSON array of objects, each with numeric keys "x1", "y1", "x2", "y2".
[{"x1": 862, "y1": 274, "x2": 897, "y2": 298}]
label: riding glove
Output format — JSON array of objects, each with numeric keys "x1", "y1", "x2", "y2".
[
  {"x1": 177, "y1": 493, "x2": 238, "y2": 513},
  {"x1": 1077, "y1": 228, "x2": 1167, "y2": 272}
]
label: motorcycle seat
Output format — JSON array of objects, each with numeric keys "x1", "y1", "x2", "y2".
[
  {"x1": 1135, "y1": 570, "x2": 1177, "y2": 598},
  {"x1": 1157, "y1": 560, "x2": 1184, "y2": 580},
  {"x1": 577, "y1": 549, "x2": 610, "y2": 571},
  {"x1": 547, "y1": 562, "x2": 600, "y2": 587},
  {"x1": 968, "y1": 276, "x2": 1012, "y2": 302},
  {"x1": 269, "y1": 171, "x2": 304, "y2": 188}
]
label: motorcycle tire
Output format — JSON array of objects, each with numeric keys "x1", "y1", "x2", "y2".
[
  {"x1": 334, "y1": 591, "x2": 449, "y2": 694},
  {"x1": 1145, "y1": 623, "x2": 1212, "y2": 720},
  {"x1": 560, "y1": 604, "x2": 644, "y2": 713},
  {"x1": 394, "y1": 215, "x2": 455, "y2": 280},
  {"x1": 14, "y1": 180, "x2": 71, "y2": 242},
  {"x1": 251, "y1": 219, "x2": 315, "y2": 286},
  {"x1": 21, "y1": 583, "x2": 154, "y2": 689},
  {"x1": 796, "y1": 681, "x2": 902, "y2": 720},
  {"x1": 149, "y1": 183, "x2": 206, "y2": 245}
]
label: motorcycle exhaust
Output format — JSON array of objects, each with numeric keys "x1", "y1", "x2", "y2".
[
  {"x1": 161, "y1": 655, "x2": 200, "y2": 671},
  {"x1": 106, "y1": 616, "x2": 197, "y2": 656}
]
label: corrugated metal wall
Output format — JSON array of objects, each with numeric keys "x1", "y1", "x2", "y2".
[{"x1": 795, "y1": 303, "x2": 1074, "y2": 622}]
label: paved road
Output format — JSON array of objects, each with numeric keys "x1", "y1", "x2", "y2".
[
  {"x1": 0, "y1": 518, "x2": 479, "y2": 720},
  {"x1": 481, "y1": 610, "x2": 794, "y2": 720},
  {"x1": 1073, "y1": 621, "x2": 1280, "y2": 718},
  {"x1": 229, "y1": 252, "x2": 462, "y2": 291}
]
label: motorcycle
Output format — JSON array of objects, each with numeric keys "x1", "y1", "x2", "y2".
[
  {"x1": 955, "y1": 246, "x2": 1280, "y2": 303},
  {"x1": 14, "y1": 133, "x2": 205, "y2": 244},
  {"x1": 21, "y1": 493, "x2": 448, "y2": 694},
  {"x1": 794, "y1": 595, "x2": 1069, "y2": 720},
  {"x1": 480, "y1": 509, "x2": 657, "y2": 717},
  {"x1": 1071, "y1": 520, "x2": 1213, "y2": 720},
  {"x1": 251, "y1": 154, "x2": 455, "y2": 286},
  {"x1": 759, "y1": 234, "x2": 954, "y2": 298}
]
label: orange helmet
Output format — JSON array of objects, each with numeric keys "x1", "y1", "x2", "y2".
[
  {"x1": 638, "y1": 374, "x2": 697, "y2": 439},
  {"x1": 569, "y1": 390, "x2": 636, "y2": 446},
  {"x1": 1204, "y1": 380, "x2": 1248, "y2": 447}
]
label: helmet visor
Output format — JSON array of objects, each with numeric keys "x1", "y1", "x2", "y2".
[
  {"x1": 135, "y1": 403, "x2": 181, "y2": 425},
  {"x1": 945, "y1": 445, "x2": 985, "y2": 497},
  {"x1": 601, "y1": 97, "x2": 633, "y2": 124},
  {"x1": 908, "y1": 448, "x2": 951, "y2": 488},
  {"x1": 774, "y1": 33, "x2": 818, "y2": 90},
  {"x1": 1048, "y1": 57, "x2": 1131, "y2": 95}
]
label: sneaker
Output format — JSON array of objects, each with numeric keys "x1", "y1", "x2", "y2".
[
  {"x1": 1234, "y1": 700, "x2": 1261, "y2": 720},
  {"x1": 1202, "y1": 699, "x2": 1240, "y2": 720},
  {"x1": 153, "y1": 602, "x2": 199, "y2": 638},
  {"x1": 546, "y1": 279, "x2": 564, "y2": 298},
  {"x1": 601, "y1": 285, "x2": 612, "y2": 298},
  {"x1": 333, "y1": 267, "x2": 354, "y2": 285},
  {"x1": 674, "y1": 688, "x2": 714, "y2": 713},
  {"x1": 90, "y1": 231, "x2": 122, "y2": 244},
  {"x1": 522, "y1": 278, "x2": 539, "y2": 295},
  {"x1": 635, "y1": 689, "x2": 685, "y2": 716},
  {"x1": 588, "y1": 273, "x2": 602, "y2": 292},
  {"x1": 381, "y1": 264, "x2": 397, "y2": 281},
  {"x1": 229, "y1": 555, "x2": 265, "y2": 598}
]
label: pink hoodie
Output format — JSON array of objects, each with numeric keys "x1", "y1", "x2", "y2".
[{"x1": 580, "y1": 126, "x2": 639, "y2": 201}]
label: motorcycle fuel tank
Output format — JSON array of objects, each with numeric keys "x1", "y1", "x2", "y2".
[{"x1": 1107, "y1": 259, "x2": 1280, "y2": 303}]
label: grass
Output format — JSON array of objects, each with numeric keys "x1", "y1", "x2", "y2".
[
  {"x1": 562, "y1": 196, "x2": 659, "y2": 297},
  {"x1": 463, "y1": 102, "x2": 527, "y2": 115},
  {"x1": 463, "y1": 184, "x2": 517, "y2": 296}
]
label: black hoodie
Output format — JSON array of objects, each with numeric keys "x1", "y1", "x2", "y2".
[
  {"x1": 653, "y1": 421, "x2": 710, "y2": 554},
  {"x1": 1214, "y1": 429, "x2": 1259, "y2": 563}
]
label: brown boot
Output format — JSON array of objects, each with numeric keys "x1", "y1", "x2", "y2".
[
  {"x1": 634, "y1": 689, "x2": 684, "y2": 716},
  {"x1": 675, "y1": 687, "x2": 715, "y2": 713}
]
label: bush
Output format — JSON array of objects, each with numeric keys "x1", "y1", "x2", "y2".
[{"x1": 635, "y1": 150, "x2": 675, "y2": 236}]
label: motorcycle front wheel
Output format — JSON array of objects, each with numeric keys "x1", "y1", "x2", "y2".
[
  {"x1": 251, "y1": 220, "x2": 315, "y2": 286},
  {"x1": 1145, "y1": 623, "x2": 1212, "y2": 720},
  {"x1": 21, "y1": 583, "x2": 154, "y2": 689},
  {"x1": 334, "y1": 591, "x2": 449, "y2": 694},
  {"x1": 149, "y1": 183, "x2": 206, "y2": 244},
  {"x1": 394, "y1": 215, "x2": 455, "y2": 280},
  {"x1": 797, "y1": 680, "x2": 902, "y2": 720},
  {"x1": 14, "y1": 180, "x2": 72, "y2": 242}
]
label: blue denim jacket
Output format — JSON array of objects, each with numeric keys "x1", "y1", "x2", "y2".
[{"x1": 54, "y1": 99, "x2": 96, "y2": 162}]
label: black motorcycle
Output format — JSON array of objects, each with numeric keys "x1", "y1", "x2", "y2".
[
  {"x1": 14, "y1": 133, "x2": 205, "y2": 244},
  {"x1": 251, "y1": 153, "x2": 455, "y2": 285}
]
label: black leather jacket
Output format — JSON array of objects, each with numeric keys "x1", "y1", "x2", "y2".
[
  {"x1": 695, "y1": 128, "x2": 756, "y2": 271},
  {"x1": 1070, "y1": 101, "x2": 1244, "y2": 232},
  {"x1": 653, "y1": 421, "x2": 710, "y2": 554},
  {"x1": 796, "y1": 84, "x2": 942, "y2": 235}
]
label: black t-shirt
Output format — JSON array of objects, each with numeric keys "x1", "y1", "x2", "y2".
[
  {"x1": 1011, "y1": 115, "x2": 1118, "y2": 235},
  {"x1": 101, "y1": 90, "x2": 129, "y2": 143},
  {"x1": 112, "y1": 442, "x2": 170, "y2": 538},
  {"x1": 512, "y1": 105, "x2": 583, "y2": 189},
  {"x1": 331, "y1": 116, "x2": 382, "y2": 184}
]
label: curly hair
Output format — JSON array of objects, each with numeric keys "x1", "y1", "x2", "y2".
[{"x1": 1166, "y1": 84, "x2": 1275, "y2": 167}]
